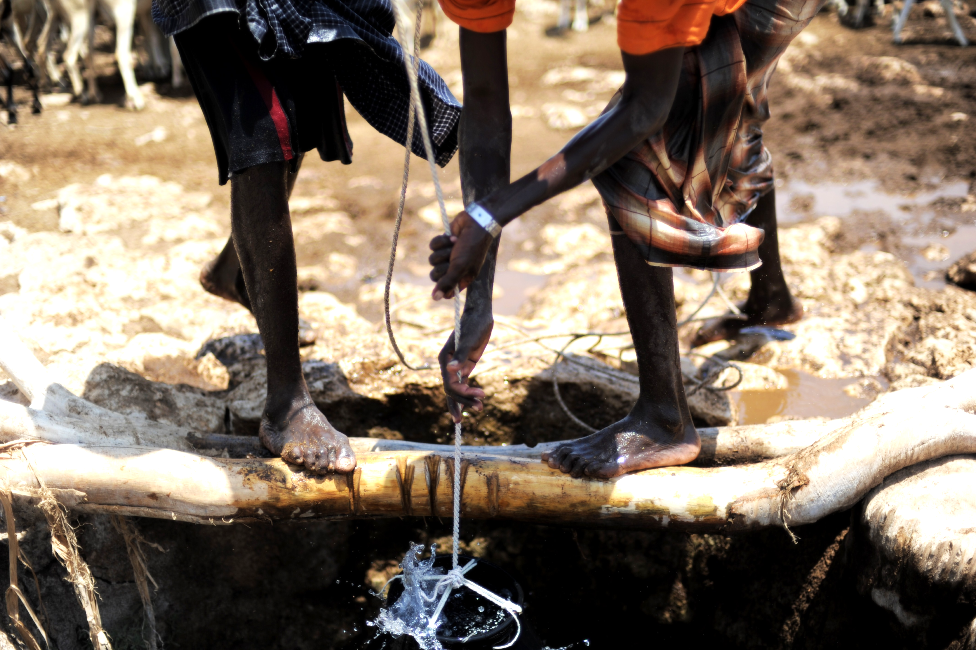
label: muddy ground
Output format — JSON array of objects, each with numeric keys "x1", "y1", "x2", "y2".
[{"x1": 3, "y1": 1, "x2": 976, "y2": 649}]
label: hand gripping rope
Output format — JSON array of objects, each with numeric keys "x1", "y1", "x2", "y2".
[{"x1": 385, "y1": 2, "x2": 523, "y2": 646}]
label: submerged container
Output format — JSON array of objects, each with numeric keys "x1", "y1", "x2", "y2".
[{"x1": 379, "y1": 554, "x2": 532, "y2": 649}]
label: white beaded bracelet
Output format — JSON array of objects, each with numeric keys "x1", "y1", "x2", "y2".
[{"x1": 465, "y1": 203, "x2": 502, "y2": 238}]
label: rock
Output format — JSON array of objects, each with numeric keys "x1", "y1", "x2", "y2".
[
  {"x1": 0, "y1": 380, "x2": 29, "y2": 407},
  {"x1": 82, "y1": 364, "x2": 228, "y2": 433},
  {"x1": 842, "y1": 377, "x2": 886, "y2": 400},
  {"x1": 106, "y1": 333, "x2": 223, "y2": 391},
  {"x1": 946, "y1": 251, "x2": 976, "y2": 290}
]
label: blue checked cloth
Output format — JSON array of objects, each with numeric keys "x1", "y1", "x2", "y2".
[{"x1": 153, "y1": 0, "x2": 460, "y2": 166}]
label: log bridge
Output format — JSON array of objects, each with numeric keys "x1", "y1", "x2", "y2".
[{"x1": 2, "y1": 316, "x2": 976, "y2": 535}]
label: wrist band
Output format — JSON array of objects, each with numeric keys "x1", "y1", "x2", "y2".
[{"x1": 465, "y1": 203, "x2": 502, "y2": 238}]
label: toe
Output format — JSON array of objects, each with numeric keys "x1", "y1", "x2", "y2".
[
  {"x1": 285, "y1": 445, "x2": 303, "y2": 465},
  {"x1": 309, "y1": 449, "x2": 328, "y2": 474},
  {"x1": 568, "y1": 456, "x2": 588, "y2": 479},
  {"x1": 546, "y1": 446, "x2": 570, "y2": 469},
  {"x1": 558, "y1": 453, "x2": 579, "y2": 474},
  {"x1": 335, "y1": 447, "x2": 356, "y2": 473}
]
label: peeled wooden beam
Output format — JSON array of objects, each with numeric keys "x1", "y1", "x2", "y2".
[{"x1": 2, "y1": 369, "x2": 974, "y2": 531}]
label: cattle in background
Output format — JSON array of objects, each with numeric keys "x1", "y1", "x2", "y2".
[{"x1": 1, "y1": 0, "x2": 44, "y2": 122}]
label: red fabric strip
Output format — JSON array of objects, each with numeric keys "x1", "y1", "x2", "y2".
[{"x1": 233, "y1": 45, "x2": 294, "y2": 161}]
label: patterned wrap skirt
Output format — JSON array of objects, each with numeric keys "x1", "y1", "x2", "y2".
[{"x1": 592, "y1": 0, "x2": 826, "y2": 272}]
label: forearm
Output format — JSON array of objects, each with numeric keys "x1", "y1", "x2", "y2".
[
  {"x1": 476, "y1": 47, "x2": 685, "y2": 227},
  {"x1": 458, "y1": 27, "x2": 511, "y2": 312}
]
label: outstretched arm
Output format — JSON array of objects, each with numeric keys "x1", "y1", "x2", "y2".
[
  {"x1": 437, "y1": 28, "x2": 512, "y2": 418},
  {"x1": 430, "y1": 46, "x2": 685, "y2": 299}
]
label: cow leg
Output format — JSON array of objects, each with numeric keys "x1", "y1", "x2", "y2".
[
  {"x1": 557, "y1": 0, "x2": 570, "y2": 31},
  {"x1": 62, "y1": 1, "x2": 88, "y2": 100},
  {"x1": 168, "y1": 35, "x2": 184, "y2": 87},
  {"x1": 110, "y1": 0, "x2": 143, "y2": 109},
  {"x1": 0, "y1": 51, "x2": 17, "y2": 124},
  {"x1": 33, "y1": 0, "x2": 55, "y2": 88},
  {"x1": 893, "y1": 0, "x2": 914, "y2": 43},
  {"x1": 8, "y1": 20, "x2": 42, "y2": 114},
  {"x1": 136, "y1": 0, "x2": 167, "y2": 78},
  {"x1": 940, "y1": 0, "x2": 968, "y2": 46},
  {"x1": 572, "y1": 0, "x2": 588, "y2": 32}
]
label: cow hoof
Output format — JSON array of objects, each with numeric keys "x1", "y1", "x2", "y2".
[
  {"x1": 125, "y1": 95, "x2": 146, "y2": 112},
  {"x1": 80, "y1": 92, "x2": 90, "y2": 106},
  {"x1": 6, "y1": 110, "x2": 17, "y2": 125},
  {"x1": 32, "y1": 100, "x2": 42, "y2": 115}
]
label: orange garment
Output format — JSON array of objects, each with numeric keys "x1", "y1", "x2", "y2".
[{"x1": 436, "y1": 0, "x2": 748, "y2": 54}]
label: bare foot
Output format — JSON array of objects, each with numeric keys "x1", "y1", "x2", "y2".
[
  {"x1": 691, "y1": 295, "x2": 803, "y2": 348},
  {"x1": 541, "y1": 411, "x2": 700, "y2": 478},
  {"x1": 259, "y1": 396, "x2": 356, "y2": 474},
  {"x1": 200, "y1": 260, "x2": 317, "y2": 346}
]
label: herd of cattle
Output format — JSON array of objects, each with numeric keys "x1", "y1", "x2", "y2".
[
  {"x1": 1, "y1": 0, "x2": 179, "y2": 122},
  {"x1": 0, "y1": 0, "x2": 599, "y2": 126}
]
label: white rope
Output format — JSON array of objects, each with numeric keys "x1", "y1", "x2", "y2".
[{"x1": 388, "y1": 2, "x2": 522, "y2": 646}]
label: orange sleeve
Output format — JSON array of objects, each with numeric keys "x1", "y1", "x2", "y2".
[
  {"x1": 617, "y1": 0, "x2": 749, "y2": 56},
  {"x1": 436, "y1": 0, "x2": 516, "y2": 33}
]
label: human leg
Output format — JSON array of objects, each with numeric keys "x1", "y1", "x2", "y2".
[
  {"x1": 691, "y1": 187, "x2": 803, "y2": 346},
  {"x1": 200, "y1": 155, "x2": 319, "y2": 344},
  {"x1": 541, "y1": 217, "x2": 700, "y2": 478},
  {"x1": 231, "y1": 161, "x2": 355, "y2": 474},
  {"x1": 200, "y1": 154, "x2": 303, "y2": 310}
]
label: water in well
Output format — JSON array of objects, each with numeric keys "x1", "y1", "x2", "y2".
[{"x1": 367, "y1": 546, "x2": 525, "y2": 649}]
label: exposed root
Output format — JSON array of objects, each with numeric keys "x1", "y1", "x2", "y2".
[
  {"x1": 111, "y1": 516, "x2": 163, "y2": 650},
  {"x1": 777, "y1": 464, "x2": 811, "y2": 544},
  {"x1": 0, "y1": 489, "x2": 49, "y2": 650},
  {"x1": 18, "y1": 445, "x2": 113, "y2": 650}
]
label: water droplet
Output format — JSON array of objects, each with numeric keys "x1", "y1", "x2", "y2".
[
  {"x1": 335, "y1": 579, "x2": 340, "y2": 584},
  {"x1": 478, "y1": 606, "x2": 484, "y2": 612}
]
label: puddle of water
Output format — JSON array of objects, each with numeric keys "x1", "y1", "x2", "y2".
[
  {"x1": 775, "y1": 179, "x2": 970, "y2": 225},
  {"x1": 901, "y1": 223, "x2": 976, "y2": 289},
  {"x1": 734, "y1": 369, "x2": 881, "y2": 425},
  {"x1": 777, "y1": 178, "x2": 976, "y2": 287}
]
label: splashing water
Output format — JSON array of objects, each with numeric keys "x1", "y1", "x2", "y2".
[{"x1": 369, "y1": 544, "x2": 448, "y2": 650}]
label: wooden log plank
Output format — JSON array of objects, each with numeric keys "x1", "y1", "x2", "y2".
[{"x1": 2, "y1": 368, "x2": 974, "y2": 532}]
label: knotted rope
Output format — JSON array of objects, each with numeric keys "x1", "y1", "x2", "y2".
[{"x1": 386, "y1": 1, "x2": 522, "y2": 645}]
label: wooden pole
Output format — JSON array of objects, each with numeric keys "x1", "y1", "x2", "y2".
[{"x1": 2, "y1": 370, "x2": 974, "y2": 532}]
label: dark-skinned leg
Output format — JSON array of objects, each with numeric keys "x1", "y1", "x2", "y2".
[
  {"x1": 201, "y1": 155, "x2": 317, "y2": 344},
  {"x1": 231, "y1": 160, "x2": 355, "y2": 474},
  {"x1": 691, "y1": 187, "x2": 803, "y2": 347},
  {"x1": 542, "y1": 221, "x2": 700, "y2": 478},
  {"x1": 201, "y1": 154, "x2": 303, "y2": 307}
]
